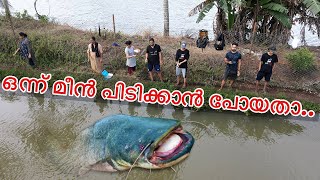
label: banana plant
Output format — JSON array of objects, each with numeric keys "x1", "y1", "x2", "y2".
[
  {"x1": 189, "y1": 0, "x2": 291, "y2": 30},
  {"x1": 302, "y1": 0, "x2": 320, "y2": 15}
]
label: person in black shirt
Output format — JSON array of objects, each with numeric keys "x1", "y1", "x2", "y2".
[
  {"x1": 145, "y1": 38, "x2": 164, "y2": 82},
  {"x1": 218, "y1": 42, "x2": 242, "y2": 91},
  {"x1": 175, "y1": 42, "x2": 190, "y2": 88},
  {"x1": 255, "y1": 47, "x2": 278, "y2": 94}
]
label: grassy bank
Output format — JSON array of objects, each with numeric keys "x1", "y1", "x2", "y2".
[
  {"x1": 0, "y1": 67, "x2": 319, "y2": 114},
  {"x1": 0, "y1": 15, "x2": 319, "y2": 114}
]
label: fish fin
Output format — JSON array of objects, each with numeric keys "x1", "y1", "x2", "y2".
[
  {"x1": 91, "y1": 162, "x2": 118, "y2": 172},
  {"x1": 78, "y1": 166, "x2": 91, "y2": 177},
  {"x1": 77, "y1": 161, "x2": 117, "y2": 177}
]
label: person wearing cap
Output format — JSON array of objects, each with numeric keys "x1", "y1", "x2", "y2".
[
  {"x1": 145, "y1": 38, "x2": 164, "y2": 82},
  {"x1": 175, "y1": 42, "x2": 190, "y2": 88},
  {"x1": 13, "y1": 32, "x2": 36, "y2": 68},
  {"x1": 87, "y1": 36, "x2": 103, "y2": 74},
  {"x1": 124, "y1": 40, "x2": 137, "y2": 76},
  {"x1": 218, "y1": 42, "x2": 242, "y2": 91},
  {"x1": 255, "y1": 46, "x2": 278, "y2": 94}
]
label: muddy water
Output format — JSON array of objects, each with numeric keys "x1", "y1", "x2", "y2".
[{"x1": 0, "y1": 92, "x2": 320, "y2": 180}]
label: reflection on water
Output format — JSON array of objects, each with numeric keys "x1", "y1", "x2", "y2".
[{"x1": 0, "y1": 93, "x2": 319, "y2": 180}]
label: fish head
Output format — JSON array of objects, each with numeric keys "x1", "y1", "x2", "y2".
[
  {"x1": 137, "y1": 124, "x2": 195, "y2": 169},
  {"x1": 84, "y1": 115, "x2": 195, "y2": 171}
]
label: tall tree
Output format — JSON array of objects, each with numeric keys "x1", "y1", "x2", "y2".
[
  {"x1": 0, "y1": 0, "x2": 16, "y2": 36},
  {"x1": 163, "y1": 0, "x2": 169, "y2": 36}
]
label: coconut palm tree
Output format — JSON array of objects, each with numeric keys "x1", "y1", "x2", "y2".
[
  {"x1": 0, "y1": 0, "x2": 15, "y2": 36},
  {"x1": 163, "y1": 0, "x2": 169, "y2": 36}
]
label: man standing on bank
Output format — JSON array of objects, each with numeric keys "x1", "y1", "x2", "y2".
[
  {"x1": 145, "y1": 38, "x2": 164, "y2": 82},
  {"x1": 175, "y1": 41, "x2": 190, "y2": 88},
  {"x1": 218, "y1": 42, "x2": 242, "y2": 91},
  {"x1": 255, "y1": 46, "x2": 278, "y2": 94}
]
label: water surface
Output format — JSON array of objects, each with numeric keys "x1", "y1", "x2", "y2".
[{"x1": 0, "y1": 92, "x2": 320, "y2": 180}]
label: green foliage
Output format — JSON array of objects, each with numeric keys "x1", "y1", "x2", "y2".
[
  {"x1": 276, "y1": 92, "x2": 287, "y2": 100},
  {"x1": 190, "y1": 0, "x2": 292, "y2": 30},
  {"x1": 261, "y1": 2, "x2": 288, "y2": 13},
  {"x1": 14, "y1": 9, "x2": 50, "y2": 23},
  {"x1": 300, "y1": 101, "x2": 320, "y2": 112},
  {"x1": 37, "y1": 15, "x2": 49, "y2": 23},
  {"x1": 267, "y1": 10, "x2": 291, "y2": 28},
  {"x1": 303, "y1": 0, "x2": 320, "y2": 15},
  {"x1": 15, "y1": 10, "x2": 33, "y2": 20},
  {"x1": 0, "y1": 31, "x2": 86, "y2": 69},
  {"x1": 286, "y1": 47, "x2": 316, "y2": 72},
  {"x1": 196, "y1": 1, "x2": 215, "y2": 23}
]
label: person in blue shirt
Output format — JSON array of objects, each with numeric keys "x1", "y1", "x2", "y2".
[
  {"x1": 13, "y1": 32, "x2": 35, "y2": 68},
  {"x1": 218, "y1": 42, "x2": 242, "y2": 91}
]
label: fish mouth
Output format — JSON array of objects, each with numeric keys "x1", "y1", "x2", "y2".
[{"x1": 146, "y1": 125, "x2": 194, "y2": 166}]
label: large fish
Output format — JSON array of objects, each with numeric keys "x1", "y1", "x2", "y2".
[{"x1": 77, "y1": 114, "x2": 195, "y2": 175}]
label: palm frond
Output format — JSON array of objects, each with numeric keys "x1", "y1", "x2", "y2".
[
  {"x1": 262, "y1": 2, "x2": 289, "y2": 14},
  {"x1": 303, "y1": 0, "x2": 320, "y2": 15},
  {"x1": 196, "y1": 1, "x2": 215, "y2": 23},
  {"x1": 233, "y1": 0, "x2": 243, "y2": 6},
  {"x1": 188, "y1": 0, "x2": 214, "y2": 17},
  {"x1": 218, "y1": 0, "x2": 229, "y2": 14},
  {"x1": 258, "y1": 0, "x2": 272, "y2": 6},
  {"x1": 267, "y1": 10, "x2": 292, "y2": 28}
]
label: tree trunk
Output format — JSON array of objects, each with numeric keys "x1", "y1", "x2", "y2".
[
  {"x1": 216, "y1": 7, "x2": 227, "y2": 33},
  {"x1": 2, "y1": 0, "x2": 16, "y2": 37},
  {"x1": 250, "y1": 2, "x2": 259, "y2": 53},
  {"x1": 163, "y1": 0, "x2": 169, "y2": 36},
  {"x1": 227, "y1": 2, "x2": 234, "y2": 30}
]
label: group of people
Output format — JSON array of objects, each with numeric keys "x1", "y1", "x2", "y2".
[
  {"x1": 217, "y1": 42, "x2": 278, "y2": 93},
  {"x1": 122, "y1": 38, "x2": 278, "y2": 93},
  {"x1": 13, "y1": 32, "x2": 278, "y2": 93},
  {"x1": 87, "y1": 37, "x2": 190, "y2": 87},
  {"x1": 123, "y1": 38, "x2": 189, "y2": 87}
]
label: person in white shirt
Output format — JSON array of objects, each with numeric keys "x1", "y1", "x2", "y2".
[{"x1": 125, "y1": 40, "x2": 137, "y2": 76}]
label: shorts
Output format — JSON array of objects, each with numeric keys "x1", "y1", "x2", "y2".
[
  {"x1": 148, "y1": 63, "x2": 161, "y2": 72},
  {"x1": 128, "y1": 66, "x2": 136, "y2": 74},
  {"x1": 176, "y1": 67, "x2": 187, "y2": 78},
  {"x1": 256, "y1": 70, "x2": 272, "y2": 82},
  {"x1": 223, "y1": 69, "x2": 237, "y2": 80}
]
